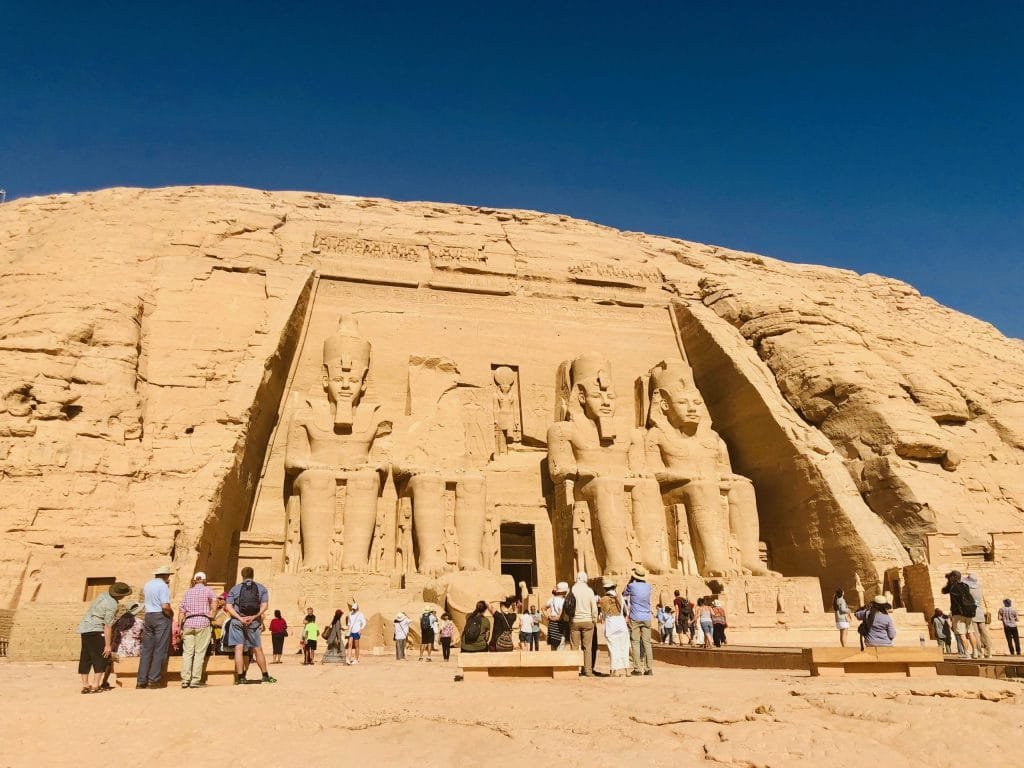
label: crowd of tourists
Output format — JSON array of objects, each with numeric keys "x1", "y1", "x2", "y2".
[
  {"x1": 76, "y1": 561, "x2": 1022, "y2": 692},
  {"x1": 76, "y1": 565, "x2": 277, "y2": 693}
]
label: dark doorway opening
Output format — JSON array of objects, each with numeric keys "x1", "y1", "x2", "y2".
[{"x1": 500, "y1": 523, "x2": 537, "y2": 599}]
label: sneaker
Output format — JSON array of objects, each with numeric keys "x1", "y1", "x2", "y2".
[
  {"x1": 630, "y1": 670, "x2": 642, "y2": 676},
  {"x1": 190, "y1": 682, "x2": 207, "y2": 688},
  {"x1": 426, "y1": 658, "x2": 432, "y2": 662},
  {"x1": 234, "y1": 676, "x2": 245, "y2": 685},
  {"x1": 181, "y1": 682, "x2": 190, "y2": 689},
  {"x1": 137, "y1": 683, "x2": 148, "y2": 689},
  {"x1": 644, "y1": 670, "x2": 654, "y2": 676},
  {"x1": 261, "y1": 674, "x2": 277, "y2": 684}
]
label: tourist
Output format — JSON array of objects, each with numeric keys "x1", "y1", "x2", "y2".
[
  {"x1": 394, "y1": 612, "x2": 411, "y2": 660},
  {"x1": 490, "y1": 597, "x2": 518, "y2": 653},
  {"x1": 178, "y1": 571, "x2": 217, "y2": 688},
  {"x1": 528, "y1": 606, "x2": 542, "y2": 650},
  {"x1": 211, "y1": 593, "x2": 230, "y2": 655},
  {"x1": 519, "y1": 604, "x2": 534, "y2": 651},
  {"x1": 623, "y1": 566, "x2": 653, "y2": 676},
  {"x1": 833, "y1": 588, "x2": 852, "y2": 647},
  {"x1": 657, "y1": 606, "x2": 675, "y2": 644},
  {"x1": 569, "y1": 572, "x2": 599, "y2": 675},
  {"x1": 932, "y1": 609, "x2": 952, "y2": 653},
  {"x1": 98, "y1": 601, "x2": 144, "y2": 690},
  {"x1": 460, "y1": 601, "x2": 491, "y2": 654},
  {"x1": 997, "y1": 599, "x2": 1020, "y2": 656},
  {"x1": 347, "y1": 602, "x2": 367, "y2": 664},
  {"x1": 545, "y1": 583, "x2": 569, "y2": 650},
  {"x1": 673, "y1": 590, "x2": 692, "y2": 645},
  {"x1": 963, "y1": 573, "x2": 992, "y2": 659},
  {"x1": 854, "y1": 595, "x2": 896, "y2": 647},
  {"x1": 599, "y1": 580, "x2": 630, "y2": 677},
  {"x1": 941, "y1": 570, "x2": 978, "y2": 659},
  {"x1": 137, "y1": 565, "x2": 174, "y2": 689},
  {"x1": 711, "y1": 600, "x2": 728, "y2": 647},
  {"x1": 269, "y1": 610, "x2": 288, "y2": 663},
  {"x1": 303, "y1": 614, "x2": 319, "y2": 665},
  {"x1": 438, "y1": 612, "x2": 457, "y2": 661},
  {"x1": 696, "y1": 598, "x2": 713, "y2": 649},
  {"x1": 418, "y1": 607, "x2": 438, "y2": 661},
  {"x1": 224, "y1": 566, "x2": 276, "y2": 684},
  {"x1": 77, "y1": 581, "x2": 132, "y2": 694},
  {"x1": 323, "y1": 609, "x2": 347, "y2": 664}
]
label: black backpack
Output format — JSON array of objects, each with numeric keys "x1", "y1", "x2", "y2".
[
  {"x1": 956, "y1": 584, "x2": 977, "y2": 617},
  {"x1": 235, "y1": 581, "x2": 261, "y2": 616},
  {"x1": 463, "y1": 613, "x2": 483, "y2": 644},
  {"x1": 420, "y1": 613, "x2": 432, "y2": 633},
  {"x1": 562, "y1": 589, "x2": 577, "y2": 621}
]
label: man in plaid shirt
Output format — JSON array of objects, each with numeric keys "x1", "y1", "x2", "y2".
[{"x1": 178, "y1": 572, "x2": 217, "y2": 688}]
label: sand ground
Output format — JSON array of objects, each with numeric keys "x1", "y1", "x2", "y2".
[{"x1": 1, "y1": 652, "x2": 1021, "y2": 768}]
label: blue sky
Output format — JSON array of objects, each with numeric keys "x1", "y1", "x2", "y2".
[{"x1": 2, "y1": 3, "x2": 1021, "y2": 337}]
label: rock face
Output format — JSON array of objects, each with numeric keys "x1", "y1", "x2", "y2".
[{"x1": 0, "y1": 186, "x2": 1021, "y2": 656}]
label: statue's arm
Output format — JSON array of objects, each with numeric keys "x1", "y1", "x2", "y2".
[
  {"x1": 284, "y1": 413, "x2": 316, "y2": 475},
  {"x1": 546, "y1": 422, "x2": 578, "y2": 482},
  {"x1": 626, "y1": 428, "x2": 653, "y2": 477},
  {"x1": 648, "y1": 429, "x2": 691, "y2": 485}
]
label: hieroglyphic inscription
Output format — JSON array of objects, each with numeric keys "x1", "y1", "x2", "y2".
[
  {"x1": 430, "y1": 245, "x2": 488, "y2": 269},
  {"x1": 311, "y1": 232, "x2": 425, "y2": 262},
  {"x1": 568, "y1": 260, "x2": 662, "y2": 284}
]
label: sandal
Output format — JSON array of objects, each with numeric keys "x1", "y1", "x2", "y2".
[{"x1": 81, "y1": 687, "x2": 95, "y2": 694}]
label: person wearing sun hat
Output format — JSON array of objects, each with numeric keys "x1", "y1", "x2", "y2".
[
  {"x1": 623, "y1": 566, "x2": 654, "y2": 676},
  {"x1": 77, "y1": 581, "x2": 132, "y2": 693},
  {"x1": 854, "y1": 594, "x2": 896, "y2": 647},
  {"x1": 545, "y1": 582, "x2": 570, "y2": 649},
  {"x1": 177, "y1": 571, "x2": 217, "y2": 688},
  {"x1": 137, "y1": 564, "x2": 174, "y2": 689}
]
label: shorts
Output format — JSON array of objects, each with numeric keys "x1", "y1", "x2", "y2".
[
  {"x1": 421, "y1": 629, "x2": 435, "y2": 644},
  {"x1": 304, "y1": 640, "x2": 318, "y2": 651},
  {"x1": 836, "y1": 620, "x2": 850, "y2": 630},
  {"x1": 78, "y1": 632, "x2": 106, "y2": 674},
  {"x1": 349, "y1": 632, "x2": 361, "y2": 641},
  {"x1": 519, "y1": 631, "x2": 530, "y2": 643},
  {"x1": 226, "y1": 619, "x2": 263, "y2": 649},
  {"x1": 952, "y1": 615, "x2": 974, "y2": 635}
]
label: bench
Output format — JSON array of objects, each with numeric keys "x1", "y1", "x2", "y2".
[
  {"x1": 113, "y1": 654, "x2": 238, "y2": 687},
  {"x1": 805, "y1": 646, "x2": 943, "y2": 678},
  {"x1": 459, "y1": 649, "x2": 584, "y2": 680}
]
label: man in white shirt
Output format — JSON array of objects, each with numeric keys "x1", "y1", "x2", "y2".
[
  {"x1": 569, "y1": 572, "x2": 600, "y2": 676},
  {"x1": 347, "y1": 602, "x2": 367, "y2": 664},
  {"x1": 137, "y1": 565, "x2": 174, "y2": 688}
]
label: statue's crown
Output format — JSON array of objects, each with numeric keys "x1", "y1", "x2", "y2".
[
  {"x1": 648, "y1": 360, "x2": 695, "y2": 394},
  {"x1": 323, "y1": 316, "x2": 371, "y2": 371},
  {"x1": 570, "y1": 353, "x2": 612, "y2": 389}
]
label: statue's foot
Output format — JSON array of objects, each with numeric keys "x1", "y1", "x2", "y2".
[{"x1": 421, "y1": 562, "x2": 447, "y2": 578}]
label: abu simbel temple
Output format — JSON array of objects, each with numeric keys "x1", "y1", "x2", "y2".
[{"x1": 2, "y1": 186, "x2": 1023, "y2": 657}]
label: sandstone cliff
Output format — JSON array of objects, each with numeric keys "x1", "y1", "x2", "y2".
[{"x1": 0, "y1": 186, "x2": 1021, "y2": 614}]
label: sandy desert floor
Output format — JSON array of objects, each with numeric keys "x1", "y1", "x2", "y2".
[{"x1": 1, "y1": 652, "x2": 1021, "y2": 768}]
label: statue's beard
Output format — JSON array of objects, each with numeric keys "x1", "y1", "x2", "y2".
[
  {"x1": 332, "y1": 397, "x2": 355, "y2": 430},
  {"x1": 595, "y1": 415, "x2": 616, "y2": 443}
]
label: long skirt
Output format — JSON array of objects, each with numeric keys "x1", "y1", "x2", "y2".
[{"x1": 606, "y1": 631, "x2": 630, "y2": 671}]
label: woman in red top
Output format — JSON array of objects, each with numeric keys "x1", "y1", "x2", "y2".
[{"x1": 268, "y1": 610, "x2": 288, "y2": 663}]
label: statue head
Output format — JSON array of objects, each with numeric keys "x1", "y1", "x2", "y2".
[
  {"x1": 322, "y1": 316, "x2": 371, "y2": 429},
  {"x1": 649, "y1": 361, "x2": 703, "y2": 434},
  {"x1": 493, "y1": 366, "x2": 516, "y2": 395},
  {"x1": 570, "y1": 353, "x2": 616, "y2": 441}
]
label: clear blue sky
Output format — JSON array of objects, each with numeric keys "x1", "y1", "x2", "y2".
[{"x1": 2, "y1": 3, "x2": 1021, "y2": 337}]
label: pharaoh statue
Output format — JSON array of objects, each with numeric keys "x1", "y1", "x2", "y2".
[
  {"x1": 644, "y1": 360, "x2": 767, "y2": 576},
  {"x1": 393, "y1": 356, "x2": 489, "y2": 577},
  {"x1": 492, "y1": 366, "x2": 522, "y2": 456},
  {"x1": 284, "y1": 317, "x2": 391, "y2": 571},
  {"x1": 547, "y1": 353, "x2": 668, "y2": 576}
]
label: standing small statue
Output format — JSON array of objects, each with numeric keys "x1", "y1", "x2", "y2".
[
  {"x1": 443, "y1": 524, "x2": 460, "y2": 569},
  {"x1": 492, "y1": 366, "x2": 522, "y2": 456}
]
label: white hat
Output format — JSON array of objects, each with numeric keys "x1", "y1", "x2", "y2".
[
  {"x1": 153, "y1": 564, "x2": 173, "y2": 576},
  {"x1": 193, "y1": 571, "x2": 207, "y2": 581},
  {"x1": 873, "y1": 594, "x2": 889, "y2": 605},
  {"x1": 555, "y1": 581, "x2": 569, "y2": 593},
  {"x1": 395, "y1": 612, "x2": 407, "y2": 621},
  {"x1": 350, "y1": 602, "x2": 359, "y2": 610}
]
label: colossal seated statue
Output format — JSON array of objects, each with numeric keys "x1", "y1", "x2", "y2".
[
  {"x1": 393, "y1": 356, "x2": 489, "y2": 578},
  {"x1": 644, "y1": 360, "x2": 768, "y2": 576},
  {"x1": 284, "y1": 317, "x2": 390, "y2": 572},
  {"x1": 547, "y1": 353, "x2": 669, "y2": 575}
]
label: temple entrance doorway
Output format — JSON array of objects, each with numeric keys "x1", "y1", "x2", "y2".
[{"x1": 500, "y1": 523, "x2": 538, "y2": 599}]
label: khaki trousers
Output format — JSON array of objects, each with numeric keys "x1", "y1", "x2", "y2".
[
  {"x1": 570, "y1": 621, "x2": 596, "y2": 675},
  {"x1": 181, "y1": 626, "x2": 212, "y2": 686},
  {"x1": 629, "y1": 619, "x2": 653, "y2": 673}
]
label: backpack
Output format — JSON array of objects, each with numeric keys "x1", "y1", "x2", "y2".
[
  {"x1": 463, "y1": 612, "x2": 483, "y2": 644},
  {"x1": 235, "y1": 581, "x2": 261, "y2": 616},
  {"x1": 561, "y1": 589, "x2": 577, "y2": 621},
  {"x1": 857, "y1": 608, "x2": 876, "y2": 637},
  {"x1": 420, "y1": 613, "x2": 432, "y2": 633},
  {"x1": 956, "y1": 584, "x2": 977, "y2": 617}
]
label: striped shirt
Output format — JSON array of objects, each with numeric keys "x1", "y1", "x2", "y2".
[{"x1": 179, "y1": 584, "x2": 216, "y2": 629}]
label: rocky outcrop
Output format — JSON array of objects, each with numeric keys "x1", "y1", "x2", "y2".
[{"x1": 0, "y1": 186, "x2": 1021, "y2": 620}]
